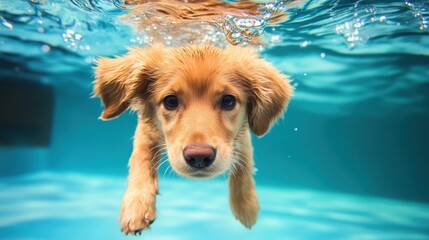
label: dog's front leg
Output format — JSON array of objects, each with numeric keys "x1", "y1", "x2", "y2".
[
  {"x1": 229, "y1": 130, "x2": 260, "y2": 229},
  {"x1": 120, "y1": 119, "x2": 161, "y2": 235}
]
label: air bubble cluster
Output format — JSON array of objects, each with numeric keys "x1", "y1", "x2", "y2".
[
  {"x1": 214, "y1": 0, "x2": 288, "y2": 45},
  {"x1": 335, "y1": 19, "x2": 368, "y2": 48}
]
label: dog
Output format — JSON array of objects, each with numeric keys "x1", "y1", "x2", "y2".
[{"x1": 93, "y1": 44, "x2": 292, "y2": 235}]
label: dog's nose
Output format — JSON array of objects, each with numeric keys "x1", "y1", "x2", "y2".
[{"x1": 183, "y1": 145, "x2": 216, "y2": 169}]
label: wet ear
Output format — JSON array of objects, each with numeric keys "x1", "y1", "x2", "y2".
[
  {"x1": 93, "y1": 50, "x2": 147, "y2": 120},
  {"x1": 234, "y1": 50, "x2": 293, "y2": 136}
]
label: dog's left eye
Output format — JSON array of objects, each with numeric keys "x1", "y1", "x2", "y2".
[
  {"x1": 221, "y1": 95, "x2": 236, "y2": 110},
  {"x1": 163, "y1": 95, "x2": 179, "y2": 110}
]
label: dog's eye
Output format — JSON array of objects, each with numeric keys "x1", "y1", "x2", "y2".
[
  {"x1": 163, "y1": 95, "x2": 179, "y2": 110},
  {"x1": 221, "y1": 95, "x2": 236, "y2": 110}
]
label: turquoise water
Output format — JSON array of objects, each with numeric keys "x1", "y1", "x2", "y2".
[
  {"x1": 1, "y1": 0, "x2": 429, "y2": 239},
  {"x1": 2, "y1": 172, "x2": 429, "y2": 239}
]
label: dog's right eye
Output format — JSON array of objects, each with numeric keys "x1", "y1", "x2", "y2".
[
  {"x1": 163, "y1": 95, "x2": 179, "y2": 110},
  {"x1": 221, "y1": 95, "x2": 236, "y2": 110}
]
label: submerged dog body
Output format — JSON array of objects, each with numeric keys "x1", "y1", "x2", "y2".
[{"x1": 93, "y1": 45, "x2": 292, "y2": 235}]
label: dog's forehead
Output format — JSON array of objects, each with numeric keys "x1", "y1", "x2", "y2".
[
  {"x1": 153, "y1": 49, "x2": 241, "y2": 97},
  {"x1": 165, "y1": 69, "x2": 233, "y2": 98}
]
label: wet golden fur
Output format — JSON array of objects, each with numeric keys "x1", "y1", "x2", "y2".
[{"x1": 93, "y1": 45, "x2": 292, "y2": 235}]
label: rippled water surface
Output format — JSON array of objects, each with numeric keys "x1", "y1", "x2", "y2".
[
  {"x1": 1, "y1": 0, "x2": 428, "y2": 112},
  {"x1": 1, "y1": 0, "x2": 429, "y2": 239}
]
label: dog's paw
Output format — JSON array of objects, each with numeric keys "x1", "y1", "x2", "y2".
[
  {"x1": 230, "y1": 189, "x2": 260, "y2": 229},
  {"x1": 119, "y1": 192, "x2": 156, "y2": 235}
]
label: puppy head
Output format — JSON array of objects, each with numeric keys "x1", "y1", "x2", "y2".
[{"x1": 93, "y1": 45, "x2": 292, "y2": 179}]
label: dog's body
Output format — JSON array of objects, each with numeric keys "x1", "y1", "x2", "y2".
[{"x1": 93, "y1": 45, "x2": 292, "y2": 235}]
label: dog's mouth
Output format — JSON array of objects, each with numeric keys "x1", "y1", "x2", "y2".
[
  {"x1": 187, "y1": 170, "x2": 215, "y2": 179},
  {"x1": 170, "y1": 159, "x2": 227, "y2": 179}
]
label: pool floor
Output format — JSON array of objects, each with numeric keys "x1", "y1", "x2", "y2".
[{"x1": 1, "y1": 172, "x2": 428, "y2": 240}]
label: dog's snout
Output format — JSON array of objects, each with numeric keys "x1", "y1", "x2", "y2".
[{"x1": 183, "y1": 145, "x2": 216, "y2": 169}]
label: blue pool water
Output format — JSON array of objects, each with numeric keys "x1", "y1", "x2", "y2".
[
  {"x1": 1, "y1": 0, "x2": 429, "y2": 239},
  {"x1": 1, "y1": 172, "x2": 429, "y2": 239}
]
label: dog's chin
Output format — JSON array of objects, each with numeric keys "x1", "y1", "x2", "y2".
[
  {"x1": 186, "y1": 170, "x2": 224, "y2": 179},
  {"x1": 171, "y1": 165, "x2": 226, "y2": 180}
]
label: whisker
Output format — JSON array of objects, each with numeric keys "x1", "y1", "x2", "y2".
[
  {"x1": 148, "y1": 143, "x2": 167, "y2": 153},
  {"x1": 232, "y1": 151, "x2": 253, "y2": 176},
  {"x1": 153, "y1": 156, "x2": 169, "y2": 175},
  {"x1": 163, "y1": 165, "x2": 171, "y2": 178},
  {"x1": 152, "y1": 146, "x2": 167, "y2": 160},
  {"x1": 214, "y1": 141, "x2": 254, "y2": 177},
  {"x1": 168, "y1": 166, "x2": 176, "y2": 178},
  {"x1": 229, "y1": 164, "x2": 237, "y2": 178},
  {"x1": 149, "y1": 145, "x2": 168, "y2": 175},
  {"x1": 149, "y1": 149, "x2": 167, "y2": 173}
]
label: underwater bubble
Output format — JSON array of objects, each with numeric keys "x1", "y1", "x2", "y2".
[
  {"x1": 300, "y1": 41, "x2": 310, "y2": 47},
  {"x1": 41, "y1": 44, "x2": 51, "y2": 52},
  {"x1": 294, "y1": 128, "x2": 298, "y2": 131},
  {"x1": 66, "y1": 29, "x2": 75, "y2": 38},
  {"x1": 320, "y1": 52, "x2": 326, "y2": 58},
  {"x1": 335, "y1": 19, "x2": 367, "y2": 48},
  {"x1": 271, "y1": 35, "x2": 280, "y2": 42},
  {"x1": 231, "y1": 32, "x2": 242, "y2": 39},
  {"x1": 62, "y1": 29, "x2": 86, "y2": 50},
  {"x1": 75, "y1": 33, "x2": 83, "y2": 41},
  {"x1": 124, "y1": 0, "x2": 291, "y2": 46},
  {"x1": 405, "y1": 1, "x2": 428, "y2": 30}
]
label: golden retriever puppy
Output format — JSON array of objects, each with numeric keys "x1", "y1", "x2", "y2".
[{"x1": 93, "y1": 45, "x2": 292, "y2": 235}]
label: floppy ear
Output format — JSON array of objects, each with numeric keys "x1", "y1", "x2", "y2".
[
  {"x1": 231, "y1": 48, "x2": 293, "y2": 136},
  {"x1": 93, "y1": 49, "x2": 149, "y2": 120}
]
